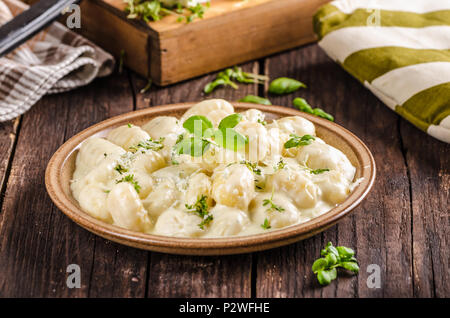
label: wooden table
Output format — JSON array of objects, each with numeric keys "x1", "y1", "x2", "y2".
[{"x1": 0, "y1": 44, "x2": 448, "y2": 298}]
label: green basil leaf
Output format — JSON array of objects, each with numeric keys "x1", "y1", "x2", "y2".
[
  {"x1": 336, "y1": 246, "x2": 355, "y2": 260},
  {"x1": 313, "y1": 108, "x2": 334, "y2": 122},
  {"x1": 325, "y1": 253, "x2": 338, "y2": 266},
  {"x1": 310, "y1": 168, "x2": 330, "y2": 175},
  {"x1": 218, "y1": 113, "x2": 243, "y2": 130},
  {"x1": 268, "y1": 77, "x2": 306, "y2": 95},
  {"x1": 204, "y1": 78, "x2": 226, "y2": 94},
  {"x1": 317, "y1": 268, "x2": 337, "y2": 286},
  {"x1": 327, "y1": 245, "x2": 340, "y2": 258},
  {"x1": 293, "y1": 97, "x2": 314, "y2": 114},
  {"x1": 312, "y1": 258, "x2": 328, "y2": 273},
  {"x1": 239, "y1": 95, "x2": 272, "y2": 106},
  {"x1": 341, "y1": 261, "x2": 360, "y2": 273},
  {"x1": 174, "y1": 137, "x2": 210, "y2": 157},
  {"x1": 214, "y1": 128, "x2": 247, "y2": 151},
  {"x1": 283, "y1": 134, "x2": 315, "y2": 149},
  {"x1": 183, "y1": 115, "x2": 213, "y2": 136}
]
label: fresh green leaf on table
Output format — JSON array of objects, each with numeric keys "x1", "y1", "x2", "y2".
[
  {"x1": 312, "y1": 242, "x2": 359, "y2": 286},
  {"x1": 239, "y1": 95, "x2": 272, "y2": 105},
  {"x1": 293, "y1": 97, "x2": 334, "y2": 122},
  {"x1": 268, "y1": 77, "x2": 306, "y2": 95}
]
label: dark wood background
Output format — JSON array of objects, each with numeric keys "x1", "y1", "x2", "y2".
[{"x1": 0, "y1": 43, "x2": 448, "y2": 298}]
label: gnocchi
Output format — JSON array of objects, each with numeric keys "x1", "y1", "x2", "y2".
[{"x1": 71, "y1": 99, "x2": 359, "y2": 238}]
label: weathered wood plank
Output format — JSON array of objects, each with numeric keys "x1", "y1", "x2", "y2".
[
  {"x1": 256, "y1": 44, "x2": 413, "y2": 297},
  {"x1": 131, "y1": 63, "x2": 259, "y2": 297},
  {"x1": 400, "y1": 122, "x2": 450, "y2": 298},
  {"x1": 0, "y1": 118, "x2": 19, "y2": 213},
  {"x1": 0, "y1": 72, "x2": 148, "y2": 297}
]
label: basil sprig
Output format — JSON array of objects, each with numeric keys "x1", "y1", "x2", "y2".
[
  {"x1": 293, "y1": 97, "x2": 334, "y2": 122},
  {"x1": 268, "y1": 77, "x2": 306, "y2": 95},
  {"x1": 312, "y1": 242, "x2": 359, "y2": 286},
  {"x1": 174, "y1": 114, "x2": 247, "y2": 157},
  {"x1": 284, "y1": 134, "x2": 315, "y2": 149},
  {"x1": 204, "y1": 67, "x2": 268, "y2": 94}
]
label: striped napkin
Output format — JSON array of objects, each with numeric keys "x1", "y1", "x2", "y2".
[
  {"x1": 0, "y1": 0, "x2": 114, "y2": 122},
  {"x1": 314, "y1": 0, "x2": 450, "y2": 143}
]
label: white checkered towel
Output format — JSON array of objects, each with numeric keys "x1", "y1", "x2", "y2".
[{"x1": 0, "y1": 0, "x2": 115, "y2": 122}]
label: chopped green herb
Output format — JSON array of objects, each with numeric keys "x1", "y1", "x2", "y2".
[
  {"x1": 257, "y1": 118, "x2": 267, "y2": 126},
  {"x1": 116, "y1": 174, "x2": 141, "y2": 193},
  {"x1": 274, "y1": 158, "x2": 285, "y2": 171},
  {"x1": 185, "y1": 195, "x2": 213, "y2": 229},
  {"x1": 310, "y1": 168, "x2": 329, "y2": 175},
  {"x1": 261, "y1": 218, "x2": 271, "y2": 230},
  {"x1": 312, "y1": 242, "x2": 359, "y2": 286},
  {"x1": 104, "y1": 190, "x2": 111, "y2": 194},
  {"x1": 262, "y1": 191, "x2": 285, "y2": 213},
  {"x1": 129, "y1": 137, "x2": 164, "y2": 152},
  {"x1": 284, "y1": 134, "x2": 315, "y2": 149},
  {"x1": 240, "y1": 160, "x2": 262, "y2": 176},
  {"x1": 114, "y1": 164, "x2": 129, "y2": 174},
  {"x1": 127, "y1": 123, "x2": 132, "y2": 128}
]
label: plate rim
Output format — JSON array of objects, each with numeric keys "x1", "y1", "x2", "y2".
[{"x1": 45, "y1": 102, "x2": 376, "y2": 255}]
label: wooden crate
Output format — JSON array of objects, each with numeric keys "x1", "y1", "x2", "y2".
[{"x1": 77, "y1": 0, "x2": 328, "y2": 85}]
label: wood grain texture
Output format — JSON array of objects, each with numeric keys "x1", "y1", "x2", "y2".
[
  {"x1": 0, "y1": 118, "x2": 19, "y2": 210},
  {"x1": 0, "y1": 43, "x2": 448, "y2": 297},
  {"x1": 132, "y1": 63, "x2": 259, "y2": 297},
  {"x1": 0, "y1": 72, "x2": 148, "y2": 297},
  {"x1": 400, "y1": 121, "x2": 450, "y2": 298},
  {"x1": 256, "y1": 45, "x2": 413, "y2": 297}
]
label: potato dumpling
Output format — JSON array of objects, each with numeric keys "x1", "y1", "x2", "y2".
[
  {"x1": 154, "y1": 207, "x2": 205, "y2": 238},
  {"x1": 128, "y1": 150, "x2": 166, "y2": 198},
  {"x1": 211, "y1": 164, "x2": 255, "y2": 211},
  {"x1": 240, "y1": 109, "x2": 266, "y2": 124},
  {"x1": 142, "y1": 116, "x2": 185, "y2": 161},
  {"x1": 267, "y1": 168, "x2": 319, "y2": 209},
  {"x1": 249, "y1": 193, "x2": 304, "y2": 229},
  {"x1": 181, "y1": 99, "x2": 234, "y2": 127},
  {"x1": 272, "y1": 116, "x2": 316, "y2": 137},
  {"x1": 183, "y1": 173, "x2": 212, "y2": 206},
  {"x1": 235, "y1": 121, "x2": 269, "y2": 162},
  {"x1": 107, "y1": 182, "x2": 152, "y2": 232},
  {"x1": 313, "y1": 170, "x2": 353, "y2": 205},
  {"x1": 78, "y1": 184, "x2": 112, "y2": 223},
  {"x1": 206, "y1": 205, "x2": 250, "y2": 237},
  {"x1": 296, "y1": 141, "x2": 356, "y2": 181},
  {"x1": 142, "y1": 179, "x2": 178, "y2": 219},
  {"x1": 107, "y1": 125, "x2": 150, "y2": 151},
  {"x1": 74, "y1": 137, "x2": 125, "y2": 180},
  {"x1": 71, "y1": 158, "x2": 118, "y2": 201}
]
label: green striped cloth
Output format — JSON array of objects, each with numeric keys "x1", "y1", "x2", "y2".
[{"x1": 314, "y1": 0, "x2": 450, "y2": 143}]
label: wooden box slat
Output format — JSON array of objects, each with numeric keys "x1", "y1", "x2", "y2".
[{"x1": 77, "y1": 0, "x2": 329, "y2": 85}]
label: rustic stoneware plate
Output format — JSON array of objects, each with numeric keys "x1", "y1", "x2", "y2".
[{"x1": 45, "y1": 102, "x2": 376, "y2": 255}]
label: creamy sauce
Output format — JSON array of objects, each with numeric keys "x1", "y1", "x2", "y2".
[{"x1": 71, "y1": 99, "x2": 358, "y2": 238}]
